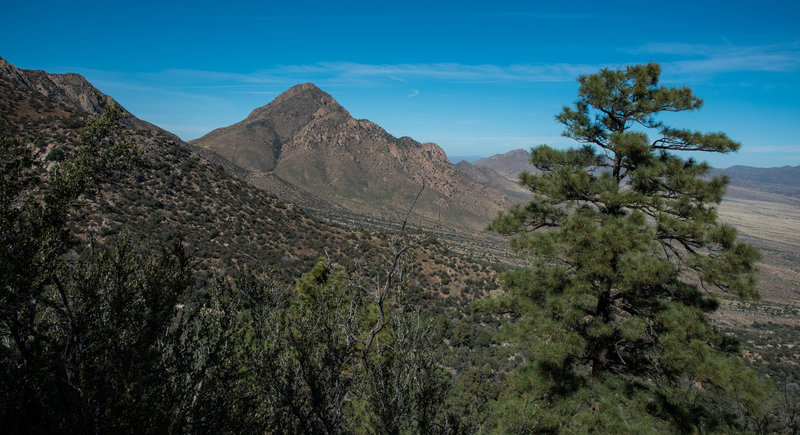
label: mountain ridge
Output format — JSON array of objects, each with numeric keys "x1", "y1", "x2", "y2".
[
  {"x1": 455, "y1": 160, "x2": 528, "y2": 201},
  {"x1": 0, "y1": 57, "x2": 250, "y2": 177},
  {"x1": 1, "y1": 57, "x2": 173, "y2": 137}
]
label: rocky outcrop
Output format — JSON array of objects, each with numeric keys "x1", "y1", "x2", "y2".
[{"x1": 0, "y1": 56, "x2": 162, "y2": 135}]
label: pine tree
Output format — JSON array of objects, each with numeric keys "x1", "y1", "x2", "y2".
[{"x1": 487, "y1": 63, "x2": 766, "y2": 432}]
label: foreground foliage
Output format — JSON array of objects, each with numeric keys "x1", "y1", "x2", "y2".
[
  {"x1": 486, "y1": 63, "x2": 768, "y2": 431},
  {"x1": 0, "y1": 108, "x2": 460, "y2": 432}
]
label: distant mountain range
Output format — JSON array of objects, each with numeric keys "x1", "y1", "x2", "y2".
[
  {"x1": 718, "y1": 165, "x2": 800, "y2": 186},
  {"x1": 713, "y1": 165, "x2": 800, "y2": 198},
  {"x1": 471, "y1": 147, "x2": 800, "y2": 200}
]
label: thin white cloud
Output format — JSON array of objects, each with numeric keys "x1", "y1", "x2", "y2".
[
  {"x1": 124, "y1": 62, "x2": 602, "y2": 88},
  {"x1": 159, "y1": 68, "x2": 282, "y2": 84},
  {"x1": 307, "y1": 61, "x2": 600, "y2": 83},
  {"x1": 630, "y1": 42, "x2": 800, "y2": 75},
  {"x1": 86, "y1": 79, "x2": 234, "y2": 103},
  {"x1": 408, "y1": 89, "x2": 419, "y2": 97},
  {"x1": 72, "y1": 42, "x2": 800, "y2": 106}
]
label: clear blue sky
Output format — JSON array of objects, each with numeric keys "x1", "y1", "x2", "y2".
[{"x1": 3, "y1": 0, "x2": 799, "y2": 168}]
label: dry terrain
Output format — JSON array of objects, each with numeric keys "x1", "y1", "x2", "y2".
[{"x1": 713, "y1": 185, "x2": 800, "y2": 376}]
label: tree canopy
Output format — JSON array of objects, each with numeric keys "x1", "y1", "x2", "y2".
[{"x1": 487, "y1": 63, "x2": 765, "y2": 432}]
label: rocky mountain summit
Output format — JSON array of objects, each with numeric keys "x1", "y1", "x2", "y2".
[{"x1": 193, "y1": 83, "x2": 516, "y2": 229}]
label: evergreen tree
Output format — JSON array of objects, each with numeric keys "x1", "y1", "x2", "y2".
[{"x1": 487, "y1": 63, "x2": 766, "y2": 432}]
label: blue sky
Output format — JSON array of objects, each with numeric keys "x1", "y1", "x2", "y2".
[{"x1": 3, "y1": 0, "x2": 799, "y2": 168}]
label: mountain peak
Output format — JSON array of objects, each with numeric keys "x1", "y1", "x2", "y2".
[
  {"x1": 278, "y1": 82, "x2": 325, "y2": 99},
  {"x1": 273, "y1": 82, "x2": 338, "y2": 106},
  {"x1": 193, "y1": 83, "x2": 351, "y2": 172},
  {"x1": 244, "y1": 82, "x2": 347, "y2": 123}
]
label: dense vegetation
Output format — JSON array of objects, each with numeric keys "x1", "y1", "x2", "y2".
[{"x1": 1, "y1": 65, "x2": 798, "y2": 433}]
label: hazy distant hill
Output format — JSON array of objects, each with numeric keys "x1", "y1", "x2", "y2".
[
  {"x1": 473, "y1": 148, "x2": 539, "y2": 181},
  {"x1": 713, "y1": 165, "x2": 800, "y2": 198},
  {"x1": 475, "y1": 146, "x2": 800, "y2": 200},
  {"x1": 454, "y1": 160, "x2": 528, "y2": 201},
  {"x1": 192, "y1": 83, "x2": 515, "y2": 229},
  {"x1": 447, "y1": 155, "x2": 483, "y2": 164},
  {"x1": 719, "y1": 165, "x2": 800, "y2": 186}
]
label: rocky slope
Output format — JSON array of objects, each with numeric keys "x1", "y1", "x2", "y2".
[{"x1": 192, "y1": 84, "x2": 516, "y2": 229}]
